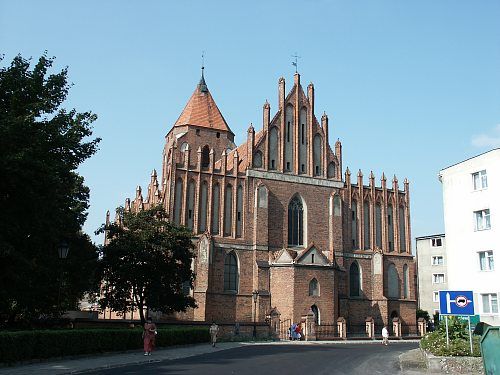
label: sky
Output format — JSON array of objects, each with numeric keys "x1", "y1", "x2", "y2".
[{"x1": 1, "y1": 1, "x2": 499, "y2": 249}]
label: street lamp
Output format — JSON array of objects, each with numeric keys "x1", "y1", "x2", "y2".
[
  {"x1": 252, "y1": 290, "x2": 259, "y2": 339},
  {"x1": 57, "y1": 241, "x2": 69, "y2": 314}
]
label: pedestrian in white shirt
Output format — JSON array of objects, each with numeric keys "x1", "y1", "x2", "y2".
[{"x1": 382, "y1": 326, "x2": 389, "y2": 346}]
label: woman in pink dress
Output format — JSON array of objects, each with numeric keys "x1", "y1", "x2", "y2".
[{"x1": 143, "y1": 317, "x2": 157, "y2": 355}]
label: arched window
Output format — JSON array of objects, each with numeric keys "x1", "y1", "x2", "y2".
[
  {"x1": 352, "y1": 200, "x2": 358, "y2": 249},
  {"x1": 224, "y1": 184, "x2": 233, "y2": 236},
  {"x1": 375, "y1": 203, "x2": 382, "y2": 248},
  {"x1": 403, "y1": 264, "x2": 409, "y2": 299},
  {"x1": 224, "y1": 252, "x2": 238, "y2": 292},
  {"x1": 349, "y1": 262, "x2": 361, "y2": 297},
  {"x1": 180, "y1": 142, "x2": 189, "y2": 152},
  {"x1": 288, "y1": 195, "x2": 304, "y2": 246},
  {"x1": 327, "y1": 162, "x2": 336, "y2": 178},
  {"x1": 174, "y1": 178, "x2": 183, "y2": 225},
  {"x1": 309, "y1": 278, "x2": 319, "y2": 296},
  {"x1": 285, "y1": 105, "x2": 294, "y2": 172},
  {"x1": 299, "y1": 108, "x2": 307, "y2": 174},
  {"x1": 333, "y1": 195, "x2": 341, "y2": 217},
  {"x1": 313, "y1": 134, "x2": 323, "y2": 176},
  {"x1": 211, "y1": 183, "x2": 220, "y2": 234},
  {"x1": 186, "y1": 180, "x2": 195, "y2": 230},
  {"x1": 201, "y1": 145, "x2": 210, "y2": 168},
  {"x1": 399, "y1": 206, "x2": 406, "y2": 252},
  {"x1": 199, "y1": 181, "x2": 208, "y2": 232},
  {"x1": 388, "y1": 204, "x2": 394, "y2": 251},
  {"x1": 364, "y1": 201, "x2": 371, "y2": 250},
  {"x1": 253, "y1": 151, "x2": 263, "y2": 168},
  {"x1": 387, "y1": 263, "x2": 399, "y2": 298},
  {"x1": 269, "y1": 127, "x2": 278, "y2": 170},
  {"x1": 236, "y1": 185, "x2": 243, "y2": 237}
]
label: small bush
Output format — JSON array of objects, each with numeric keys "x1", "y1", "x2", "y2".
[
  {"x1": 420, "y1": 317, "x2": 481, "y2": 357},
  {"x1": 0, "y1": 327, "x2": 209, "y2": 364}
]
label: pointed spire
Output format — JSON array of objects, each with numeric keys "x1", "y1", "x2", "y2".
[
  {"x1": 381, "y1": 172, "x2": 386, "y2": 181},
  {"x1": 151, "y1": 169, "x2": 157, "y2": 178},
  {"x1": 346, "y1": 167, "x2": 351, "y2": 176},
  {"x1": 263, "y1": 99, "x2": 270, "y2": 108},
  {"x1": 199, "y1": 64, "x2": 208, "y2": 92},
  {"x1": 370, "y1": 171, "x2": 375, "y2": 179}
]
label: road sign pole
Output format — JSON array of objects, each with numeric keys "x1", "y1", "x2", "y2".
[
  {"x1": 468, "y1": 315, "x2": 473, "y2": 354},
  {"x1": 445, "y1": 315, "x2": 449, "y2": 348}
]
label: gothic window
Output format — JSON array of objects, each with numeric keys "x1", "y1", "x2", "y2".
[
  {"x1": 224, "y1": 184, "x2": 233, "y2": 236},
  {"x1": 352, "y1": 201, "x2": 358, "y2": 249},
  {"x1": 174, "y1": 178, "x2": 183, "y2": 225},
  {"x1": 180, "y1": 142, "x2": 189, "y2": 152},
  {"x1": 224, "y1": 252, "x2": 238, "y2": 292},
  {"x1": 375, "y1": 203, "x2": 382, "y2": 248},
  {"x1": 236, "y1": 185, "x2": 243, "y2": 237},
  {"x1": 364, "y1": 201, "x2": 371, "y2": 250},
  {"x1": 399, "y1": 206, "x2": 406, "y2": 252},
  {"x1": 186, "y1": 180, "x2": 195, "y2": 230},
  {"x1": 327, "y1": 162, "x2": 336, "y2": 178},
  {"x1": 285, "y1": 105, "x2": 294, "y2": 172},
  {"x1": 403, "y1": 264, "x2": 409, "y2": 299},
  {"x1": 269, "y1": 127, "x2": 278, "y2": 170},
  {"x1": 288, "y1": 195, "x2": 304, "y2": 246},
  {"x1": 388, "y1": 204, "x2": 394, "y2": 251},
  {"x1": 334, "y1": 195, "x2": 341, "y2": 217},
  {"x1": 313, "y1": 134, "x2": 322, "y2": 176},
  {"x1": 309, "y1": 278, "x2": 319, "y2": 296},
  {"x1": 387, "y1": 263, "x2": 399, "y2": 298},
  {"x1": 253, "y1": 151, "x2": 263, "y2": 168},
  {"x1": 212, "y1": 183, "x2": 220, "y2": 234},
  {"x1": 199, "y1": 181, "x2": 208, "y2": 233},
  {"x1": 349, "y1": 262, "x2": 361, "y2": 297},
  {"x1": 201, "y1": 145, "x2": 210, "y2": 168},
  {"x1": 299, "y1": 108, "x2": 307, "y2": 174}
]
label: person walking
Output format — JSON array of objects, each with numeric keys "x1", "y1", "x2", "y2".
[
  {"x1": 382, "y1": 325, "x2": 389, "y2": 346},
  {"x1": 143, "y1": 317, "x2": 157, "y2": 356},
  {"x1": 209, "y1": 321, "x2": 219, "y2": 347}
]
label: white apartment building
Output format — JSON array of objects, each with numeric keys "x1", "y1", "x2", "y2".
[
  {"x1": 439, "y1": 148, "x2": 500, "y2": 325},
  {"x1": 416, "y1": 234, "x2": 447, "y2": 317}
]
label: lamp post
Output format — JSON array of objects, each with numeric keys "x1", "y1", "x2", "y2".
[
  {"x1": 57, "y1": 241, "x2": 69, "y2": 314},
  {"x1": 252, "y1": 290, "x2": 259, "y2": 339}
]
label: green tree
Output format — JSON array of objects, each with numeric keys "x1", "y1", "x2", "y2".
[
  {"x1": 0, "y1": 53, "x2": 100, "y2": 323},
  {"x1": 416, "y1": 308, "x2": 430, "y2": 321},
  {"x1": 97, "y1": 206, "x2": 196, "y2": 324}
]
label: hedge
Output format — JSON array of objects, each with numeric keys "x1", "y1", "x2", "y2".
[{"x1": 0, "y1": 327, "x2": 209, "y2": 364}]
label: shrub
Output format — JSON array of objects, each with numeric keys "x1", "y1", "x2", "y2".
[
  {"x1": 420, "y1": 317, "x2": 481, "y2": 357},
  {"x1": 0, "y1": 327, "x2": 209, "y2": 364}
]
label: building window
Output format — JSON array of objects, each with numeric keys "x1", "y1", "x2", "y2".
[
  {"x1": 309, "y1": 278, "x2": 319, "y2": 296},
  {"x1": 196, "y1": 129, "x2": 200, "y2": 136},
  {"x1": 224, "y1": 252, "x2": 238, "y2": 292},
  {"x1": 351, "y1": 201, "x2": 358, "y2": 249},
  {"x1": 432, "y1": 256, "x2": 444, "y2": 265},
  {"x1": 431, "y1": 238, "x2": 443, "y2": 247},
  {"x1": 387, "y1": 263, "x2": 399, "y2": 298},
  {"x1": 481, "y1": 293, "x2": 498, "y2": 314},
  {"x1": 432, "y1": 273, "x2": 445, "y2": 284},
  {"x1": 253, "y1": 151, "x2": 263, "y2": 168},
  {"x1": 472, "y1": 170, "x2": 487, "y2": 190},
  {"x1": 403, "y1": 264, "x2": 409, "y2": 299},
  {"x1": 201, "y1": 145, "x2": 210, "y2": 168},
  {"x1": 216, "y1": 132, "x2": 220, "y2": 138},
  {"x1": 474, "y1": 209, "x2": 491, "y2": 231},
  {"x1": 182, "y1": 280, "x2": 191, "y2": 296},
  {"x1": 349, "y1": 262, "x2": 361, "y2": 297},
  {"x1": 433, "y1": 291, "x2": 439, "y2": 302},
  {"x1": 478, "y1": 251, "x2": 494, "y2": 271},
  {"x1": 288, "y1": 195, "x2": 304, "y2": 246}
]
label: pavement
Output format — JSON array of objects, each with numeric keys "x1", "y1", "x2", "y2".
[{"x1": 0, "y1": 340, "x2": 422, "y2": 375}]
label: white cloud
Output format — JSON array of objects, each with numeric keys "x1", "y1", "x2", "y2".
[{"x1": 471, "y1": 124, "x2": 500, "y2": 148}]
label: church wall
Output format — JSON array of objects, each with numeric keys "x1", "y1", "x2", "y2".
[{"x1": 270, "y1": 266, "x2": 295, "y2": 322}]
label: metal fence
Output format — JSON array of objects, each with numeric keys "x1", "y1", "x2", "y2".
[{"x1": 316, "y1": 324, "x2": 337, "y2": 340}]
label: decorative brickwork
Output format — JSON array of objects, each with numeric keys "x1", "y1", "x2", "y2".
[{"x1": 109, "y1": 72, "x2": 417, "y2": 334}]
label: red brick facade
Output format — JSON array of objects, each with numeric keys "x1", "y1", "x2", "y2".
[{"x1": 113, "y1": 72, "x2": 416, "y2": 333}]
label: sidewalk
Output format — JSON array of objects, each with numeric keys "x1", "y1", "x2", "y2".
[{"x1": 0, "y1": 339, "x2": 421, "y2": 375}]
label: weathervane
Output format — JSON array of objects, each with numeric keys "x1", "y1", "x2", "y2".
[{"x1": 291, "y1": 52, "x2": 301, "y2": 73}]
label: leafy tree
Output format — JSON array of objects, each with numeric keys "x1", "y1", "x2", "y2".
[
  {"x1": 416, "y1": 308, "x2": 430, "y2": 321},
  {"x1": 0, "y1": 53, "x2": 101, "y2": 323},
  {"x1": 97, "y1": 206, "x2": 197, "y2": 323}
]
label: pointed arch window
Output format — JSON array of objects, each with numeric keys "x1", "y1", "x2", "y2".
[
  {"x1": 352, "y1": 200, "x2": 358, "y2": 249},
  {"x1": 224, "y1": 252, "x2": 238, "y2": 292},
  {"x1": 174, "y1": 178, "x2": 183, "y2": 225},
  {"x1": 387, "y1": 263, "x2": 399, "y2": 298},
  {"x1": 309, "y1": 278, "x2": 320, "y2": 296},
  {"x1": 201, "y1": 145, "x2": 210, "y2": 168},
  {"x1": 364, "y1": 201, "x2": 371, "y2": 250},
  {"x1": 253, "y1": 151, "x2": 263, "y2": 168},
  {"x1": 288, "y1": 195, "x2": 304, "y2": 246},
  {"x1": 269, "y1": 127, "x2": 278, "y2": 170},
  {"x1": 388, "y1": 204, "x2": 394, "y2": 251},
  {"x1": 399, "y1": 206, "x2": 406, "y2": 252},
  {"x1": 375, "y1": 203, "x2": 382, "y2": 249},
  {"x1": 349, "y1": 262, "x2": 361, "y2": 297},
  {"x1": 211, "y1": 183, "x2": 220, "y2": 235},
  {"x1": 199, "y1": 181, "x2": 208, "y2": 233},
  {"x1": 186, "y1": 180, "x2": 195, "y2": 230},
  {"x1": 224, "y1": 184, "x2": 233, "y2": 236},
  {"x1": 236, "y1": 185, "x2": 243, "y2": 237},
  {"x1": 403, "y1": 264, "x2": 409, "y2": 299}
]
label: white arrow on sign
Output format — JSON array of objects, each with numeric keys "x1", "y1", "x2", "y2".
[{"x1": 446, "y1": 292, "x2": 452, "y2": 313}]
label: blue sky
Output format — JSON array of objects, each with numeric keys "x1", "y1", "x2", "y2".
[{"x1": 1, "y1": 1, "x2": 499, "y2": 249}]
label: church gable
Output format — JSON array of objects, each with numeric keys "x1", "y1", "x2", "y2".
[
  {"x1": 295, "y1": 244, "x2": 329, "y2": 266},
  {"x1": 273, "y1": 248, "x2": 295, "y2": 264}
]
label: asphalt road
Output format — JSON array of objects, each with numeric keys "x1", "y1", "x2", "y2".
[{"x1": 91, "y1": 342, "x2": 418, "y2": 375}]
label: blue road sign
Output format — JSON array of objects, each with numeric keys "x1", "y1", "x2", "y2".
[{"x1": 439, "y1": 290, "x2": 474, "y2": 316}]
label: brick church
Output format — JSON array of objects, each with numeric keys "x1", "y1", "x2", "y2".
[{"x1": 111, "y1": 69, "x2": 417, "y2": 334}]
